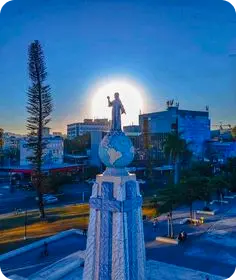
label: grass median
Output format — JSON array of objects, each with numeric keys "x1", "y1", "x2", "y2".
[{"x1": 0, "y1": 204, "x2": 156, "y2": 254}]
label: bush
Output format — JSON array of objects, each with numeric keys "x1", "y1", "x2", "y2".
[
  {"x1": 83, "y1": 166, "x2": 100, "y2": 180},
  {"x1": 203, "y1": 206, "x2": 211, "y2": 211},
  {"x1": 42, "y1": 174, "x2": 73, "y2": 193}
]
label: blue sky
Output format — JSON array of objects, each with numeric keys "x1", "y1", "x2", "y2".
[{"x1": 0, "y1": 0, "x2": 235, "y2": 133}]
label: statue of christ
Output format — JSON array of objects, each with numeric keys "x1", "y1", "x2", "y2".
[{"x1": 107, "y1": 92, "x2": 126, "y2": 131}]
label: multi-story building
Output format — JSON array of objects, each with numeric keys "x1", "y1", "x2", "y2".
[
  {"x1": 52, "y1": 132, "x2": 63, "y2": 137},
  {"x1": 0, "y1": 128, "x2": 3, "y2": 150},
  {"x1": 20, "y1": 136, "x2": 64, "y2": 166},
  {"x1": 207, "y1": 127, "x2": 235, "y2": 162},
  {"x1": 123, "y1": 125, "x2": 140, "y2": 135},
  {"x1": 0, "y1": 131, "x2": 24, "y2": 165},
  {"x1": 3, "y1": 133, "x2": 20, "y2": 151},
  {"x1": 67, "y1": 119, "x2": 110, "y2": 139},
  {"x1": 206, "y1": 141, "x2": 236, "y2": 163},
  {"x1": 139, "y1": 103, "x2": 210, "y2": 161},
  {"x1": 211, "y1": 128, "x2": 233, "y2": 142},
  {"x1": 123, "y1": 125, "x2": 141, "y2": 159}
]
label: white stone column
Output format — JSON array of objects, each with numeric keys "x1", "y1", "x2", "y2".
[{"x1": 83, "y1": 172, "x2": 146, "y2": 280}]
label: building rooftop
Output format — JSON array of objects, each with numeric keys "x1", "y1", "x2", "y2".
[
  {"x1": 67, "y1": 119, "x2": 110, "y2": 127},
  {"x1": 178, "y1": 109, "x2": 209, "y2": 117},
  {"x1": 140, "y1": 107, "x2": 209, "y2": 118}
]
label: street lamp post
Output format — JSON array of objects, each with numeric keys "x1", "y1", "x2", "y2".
[
  {"x1": 24, "y1": 209, "x2": 28, "y2": 240},
  {"x1": 167, "y1": 215, "x2": 170, "y2": 237},
  {"x1": 9, "y1": 156, "x2": 12, "y2": 190}
]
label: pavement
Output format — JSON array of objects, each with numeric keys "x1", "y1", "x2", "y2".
[
  {"x1": 144, "y1": 198, "x2": 236, "y2": 278},
  {"x1": 13, "y1": 254, "x2": 224, "y2": 280},
  {"x1": 0, "y1": 234, "x2": 87, "y2": 278}
]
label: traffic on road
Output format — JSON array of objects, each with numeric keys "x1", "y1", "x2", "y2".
[{"x1": 0, "y1": 180, "x2": 92, "y2": 215}]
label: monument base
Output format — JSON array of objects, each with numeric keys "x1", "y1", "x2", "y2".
[{"x1": 83, "y1": 170, "x2": 146, "y2": 280}]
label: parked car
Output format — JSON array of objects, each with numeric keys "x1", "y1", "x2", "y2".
[
  {"x1": 35, "y1": 194, "x2": 58, "y2": 204},
  {"x1": 24, "y1": 182, "x2": 34, "y2": 190},
  {"x1": 43, "y1": 194, "x2": 58, "y2": 204},
  {"x1": 16, "y1": 181, "x2": 34, "y2": 191}
]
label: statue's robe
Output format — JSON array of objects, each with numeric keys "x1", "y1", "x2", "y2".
[{"x1": 109, "y1": 99, "x2": 125, "y2": 131}]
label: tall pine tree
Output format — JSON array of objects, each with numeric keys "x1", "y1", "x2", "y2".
[{"x1": 26, "y1": 40, "x2": 53, "y2": 219}]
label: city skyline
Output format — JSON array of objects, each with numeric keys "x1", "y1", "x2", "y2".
[{"x1": 0, "y1": 0, "x2": 236, "y2": 134}]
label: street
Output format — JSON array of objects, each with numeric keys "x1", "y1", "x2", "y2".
[{"x1": 0, "y1": 182, "x2": 92, "y2": 215}]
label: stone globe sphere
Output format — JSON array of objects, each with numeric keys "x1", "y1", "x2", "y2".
[{"x1": 99, "y1": 131, "x2": 134, "y2": 168}]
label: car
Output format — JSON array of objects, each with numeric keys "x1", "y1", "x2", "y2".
[
  {"x1": 24, "y1": 182, "x2": 34, "y2": 190},
  {"x1": 35, "y1": 194, "x2": 58, "y2": 204},
  {"x1": 43, "y1": 194, "x2": 54, "y2": 199},
  {"x1": 44, "y1": 197, "x2": 58, "y2": 204},
  {"x1": 43, "y1": 194, "x2": 58, "y2": 204},
  {"x1": 18, "y1": 182, "x2": 34, "y2": 191}
]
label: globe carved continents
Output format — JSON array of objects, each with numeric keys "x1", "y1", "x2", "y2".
[
  {"x1": 107, "y1": 148, "x2": 122, "y2": 165},
  {"x1": 99, "y1": 131, "x2": 134, "y2": 168}
]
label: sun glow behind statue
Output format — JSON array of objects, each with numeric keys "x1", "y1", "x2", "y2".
[{"x1": 91, "y1": 80, "x2": 144, "y2": 126}]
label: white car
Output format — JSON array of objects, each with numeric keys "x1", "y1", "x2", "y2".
[
  {"x1": 44, "y1": 197, "x2": 58, "y2": 204},
  {"x1": 43, "y1": 194, "x2": 58, "y2": 204}
]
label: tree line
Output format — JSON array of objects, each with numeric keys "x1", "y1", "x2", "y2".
[{"x1": 152, "y1": 132, "x2": 236, "y2": 238}]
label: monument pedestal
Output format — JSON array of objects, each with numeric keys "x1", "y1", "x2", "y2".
[{"x1": 83, "y1": 171, "x2": 146, "y2": 280}]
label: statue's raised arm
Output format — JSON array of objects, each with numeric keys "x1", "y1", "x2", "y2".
[
  {"x1": 107, "y1": 96, "x2": 112, "y2": 107},
  {"x1": 107, "y1": 92, "x2": 125, "y2": 131}
]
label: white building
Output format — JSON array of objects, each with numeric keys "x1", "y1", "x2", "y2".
[
  {"x1": 20, "y1": 136, "x2": 64, "y2": 166},
  {"x1": 67, "y1": 119, "x2": 110, "y2": 139},
  {"x1": 2, "y1": 132, "x2": 23, "y2": 151},
  {"x1": 3, "y1": 135, "x2": 19, "y2": 151}
]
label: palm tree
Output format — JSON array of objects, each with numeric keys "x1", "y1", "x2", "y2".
[
  {"x1": 180, "y1": 176, "x2": 210, "y2": 219},
  {"x1": 198, "y1": 177, "x2": 212, "y2": 209},
  {"x1": 163, "y1": 132, "x2": 191, "y2": 185},
  {"x1": 223, "y1": 157, "x2": 236, "y2": 192},
  {"x1": 208, "y1": 175, "x2": 229, "y2": 202},
  {"x1": 231, "y1": 126, "x2": 236, "y2": 140},
  {"x1": 154, "y1": 184, "x2": 183, "y2": 238}
]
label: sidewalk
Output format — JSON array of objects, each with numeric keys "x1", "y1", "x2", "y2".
[
  {"x1": 145, "y1": 200, "x2": 233, "y2": 240},
  {"x1": 0, "y1": 202, "x2": 88, "y2": 219}
]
